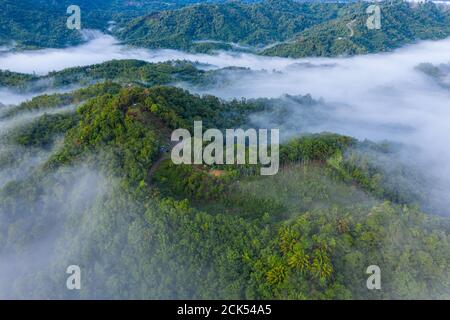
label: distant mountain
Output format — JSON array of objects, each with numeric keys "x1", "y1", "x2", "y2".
[
  {"x1": 0, "y1": 60, "x2": 205, "y2": 92},
  {"x1": 116, "y1": 0, "x2": 345, "y2": 51},
  {"x1": 0, "y1": 0, "x2": 237, "y2": 49},
  {"x1": 262, "y1": 1, "x2": 450, "y2": 57},
  {"x1": 0, "y1": 0, "x2": 84, "y2": 48},
  {"x1": 1, "y1": 0, "x2": 450, "y2": 55},
  {"x1": 117, "y1": 0, "x2": 450, "y2": 57}
]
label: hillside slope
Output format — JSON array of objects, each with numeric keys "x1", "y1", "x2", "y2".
[
  {"x1": 263, "y1": 2, "x2": 450, "y2": 57},
  {"x1": 117, "y1": 0, "x2": 450, "y2": 56},
  {"x1": 0, "y1": 0, "x2": 199, "y2": 48},
  {"x1": 1, "y1": 83, "x2": 449, "y2": 299},
  {"x1": 116, "y1": 0, "x2": 344, "y2": 51}
]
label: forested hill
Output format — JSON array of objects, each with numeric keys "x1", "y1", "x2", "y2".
[
  {"x1": 117, "y1": 0, "x2": 450, "y2": 56},
  {"x1": 1, "y1": 81, "x2": 449, "y2": 298},
  {"x1": 0, "y1": 0, "x2": 263, "y2": 49},
  {"x1": 2, "y1": 0, "x2": 449, "y2": 57},
  {"x1": 0, "y1": 60, "x2": 260, "y2": 97},
  {"x1": 263, "y1": 1, "x2": 450, "y2": 57},
  {"x1": 116, "y1": 0, "x2": 344, "y2": 51},
  {"x1": 0, "y1": 0, "x2": 210, "y2": 49},
  {"x1": 0, "y1": 60, "x2": 205, "y2": 90}
]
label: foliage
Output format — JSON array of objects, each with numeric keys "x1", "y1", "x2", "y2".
[
  {"x1": 1, "y1": 82, "x2": 122, "y2": 118},
  {"x1": 117, "y1": 0, "x2": 344, "y2": 51},
  {"x1": 263, "y1": 2, "x2": 450, "y2": 57},
  {"x1": 0, "y1": 0, "x2": 200, "y2": 48},
  {"x1": 0, "y1": 84, "x2": 449, "y2": 300}
]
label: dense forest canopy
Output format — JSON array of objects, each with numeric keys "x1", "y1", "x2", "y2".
[
  {"x1": 116, "y1": 0, "x2": 345, "y2": 50},
  {"x1": 0, "y1": 78, "x2": 449, "y2": 299},
  {"x1": 0, "y1": 0, "x2": 220, "y2": 48},
  {"x1": 263, "y1": 1, "x2": 450, "y2": 57},
  {"x1": 1, "y1": 0, "x2": 449, "y2": 57},
  {"x1": 116, "y1": 0, "x2": 450, "y2": 56},
  {"x1": 0, "y1": 0, "x2": 449, "y2": 301},
  {"x1": 0, "y1": 60, "x2": 205, "y2": 91}
]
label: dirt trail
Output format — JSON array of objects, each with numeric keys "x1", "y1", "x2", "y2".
[{"x1": 147, "y1": 152, "x2": 169, "y2": 182}]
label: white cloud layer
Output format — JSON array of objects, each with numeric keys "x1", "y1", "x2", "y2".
[{"x1": 1, "y1": 33, "x2": 450, "y2": 213}]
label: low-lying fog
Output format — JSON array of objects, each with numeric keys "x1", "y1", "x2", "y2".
[
  {"x1": 1, "y1": 32, "x2": 450, "y2": 214},
  {"x1": 0, "y1": 88, "x2": 43, "y2": 106}
]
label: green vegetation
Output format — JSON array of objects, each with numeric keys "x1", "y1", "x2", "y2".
[
  {"x1": 117, "y1": 0, "x2": 344, "y2": 51},
  {"x1": 0, "y1": 60, "x2": 256, "y2": 110},
  {"x1": 117, "y1": 0, "x2": 450, "y2": 57},
  {"x1": 0, "y1": 60, "x2": 205, "y2": 91},
  {"x1": 0, "y1": 70, "x2": 38, "y2": 87},
  {"x1": 263, "y1": 2, "x2": 450, "y2": 57},
  {"x1": 1, "y1": 84, "x2": 449, "y2": 299},
  {"x1": 0, "y1": 0, "x2": 83, "y2": 49},
  {"x1": 6, "y1": 113, "x2": 79, "y2": 148},
  {"x1": 2, "y1": 0, "x2": 449, "y2": 300},
  {"x1": 1, "y1": 0, "x2": 450, "y2": 300},
  {"x1": 0, "y1": 82, "x2": 122, "y2": 118},
  {"x1": 0, "y1": 0, "x2": 199, "y2": 49},
  {"x1": 44, "y1": 60, "x2": 205, "y2": 88},
  {"x1": 416, "y1": 62, "x2": 450, "y2": 90},
  {"x1": 3, "y1": 0, "x2": 449, "y2": 58}
]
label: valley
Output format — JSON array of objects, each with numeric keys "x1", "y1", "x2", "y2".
[{"x1": 0, "y1": 0, "x2": 449, "y2": 300}]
